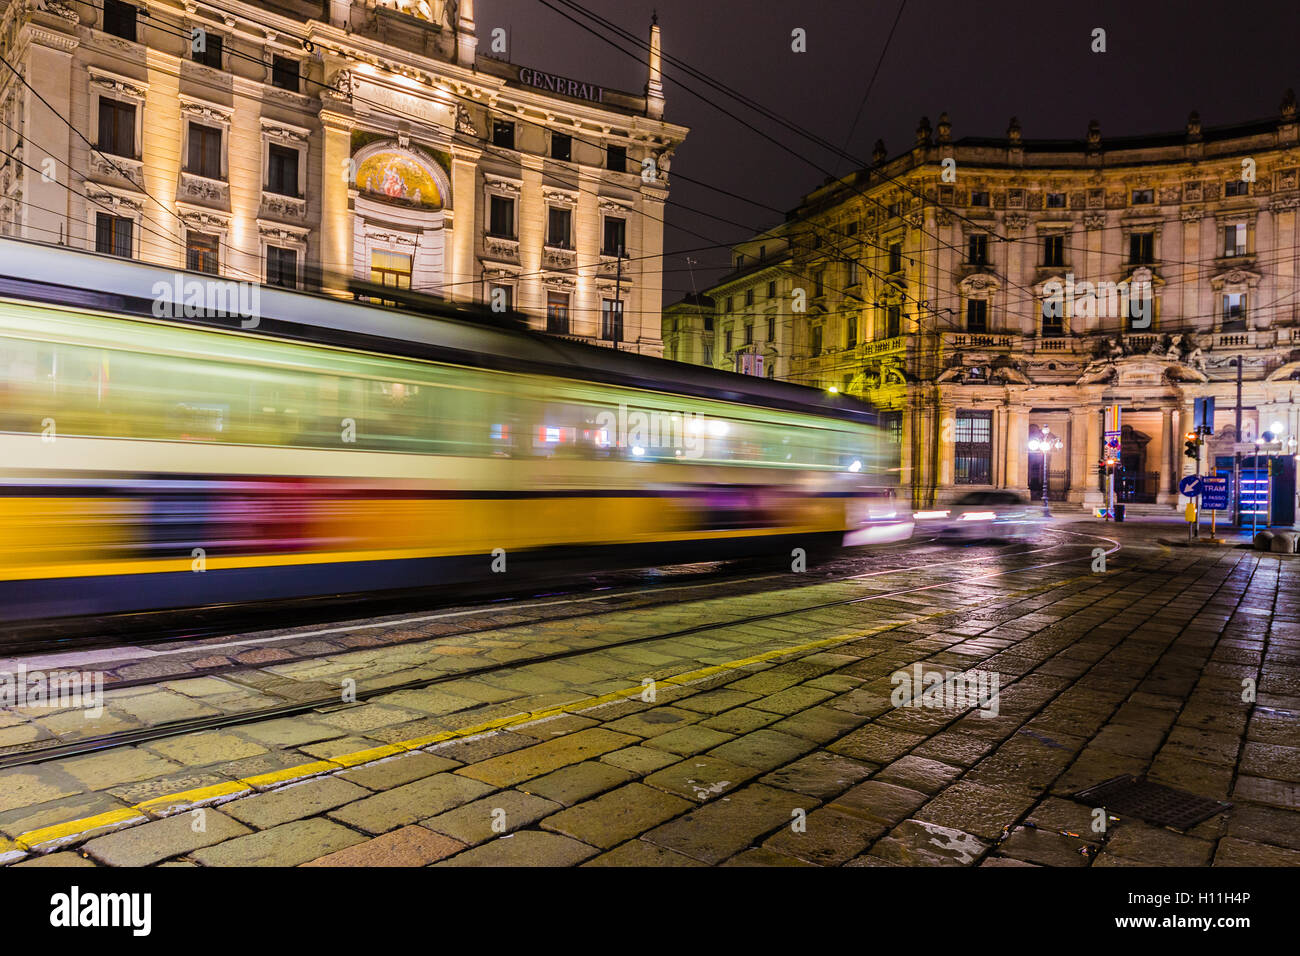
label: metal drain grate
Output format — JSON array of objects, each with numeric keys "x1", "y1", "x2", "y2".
[{"x1": 1072, "y1": 775, "x2": 1232, "y2": 830}]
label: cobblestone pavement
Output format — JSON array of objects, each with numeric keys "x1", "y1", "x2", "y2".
[{"x1": 2, "y1": 522, "x2": 1296, "y2": 867}]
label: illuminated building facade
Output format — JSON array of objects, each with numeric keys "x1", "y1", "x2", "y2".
[
  {"x1": 668, "y1": 100, "x2": 1300, "y2": 517},
  {"x1": 0, "y1": 0, "x2": 687, "y2": 354}
]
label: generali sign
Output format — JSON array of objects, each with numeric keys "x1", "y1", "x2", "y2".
[{"x1": 518, "y1": 66, "x2": 603, "y2": 103}]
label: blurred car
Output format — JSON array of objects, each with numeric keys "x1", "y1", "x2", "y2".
[{"x1": 915, "y1": 491, "x2": 1048, "y2": 543}]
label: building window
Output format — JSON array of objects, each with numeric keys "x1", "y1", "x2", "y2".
[
  {"x1": 735, "y1": 254, "x2": 744, "y2": 270},
  {"x1": 186, "y1": 122, "x2": 223, "y2": 179},
  {"x1": 968, "y1": 234, "x2": 988, "y2": 266},
  {"x1": 486, "y1": 281, "x2": 512, "y2": 310},
  {"x1": 888, "y1": 242, "x2": 902, "y2": 273},
  {"x1": 266, "y1": 246, "x2": 297, "y2": 288},
  {"x1": 966, "y1": 298, "x2": 988, "y2": 333},
  {"x1": 546, "y1": 291, "x2": 570, "y2": 334},
  {"x1": 881, "y1": 410, "x2": 903, "y2": 444},
  {"x1": 810, "y1": 326, "x2": 822, "y2": 356},
  {"x1": 744, "y1": 324, "x2": 753, "y2": 345},
  {"x1": 186, "y1": 232, "x2": 220, "y2": 274},
  {"x1": 846, "y1": 316, "x2": 856, "y2": 349},
  {"x1": 489, "y1": 195, "x2": 516, "y2": 238},
  {"x1": 492, "y1": 120, "x2": 515, "y2": 149},
  {"x1": 271, "y1": 55, "x2": 299, "y2": 92},
  {"x1": 371, "y1": 250, "x2": 412, "y2": 291},
  {"x1": 702, "y1": 342, "x2": 713, "y2": 364},
  {"x1": 970, "y1": 190, "x2": 989, "y2": 207},
  {"x1": 813, "y1": 271, "x2": 824, "y2": 297},
  {"x1": 1223, "y1": 223, "x2": 1247, "y2": 257},
  {"x1": 97, "y1": 98, "x2": 136, "y2": 158},
  {"x1": 1225, "y1": 180, "x2": 1249, "y2": 197},
  {"x1": 193, "y1": 32, "x2": 223, "y2": 69},
  {"x1": 551, "y1": 132, "x2": 571, "y2": 161},
  {"x1": 267, "y1": 144, "x2": 299, "y2": 196},
  {"x1": 954, "y1": 410, "x2": 993, "y2": 484},
  {"x1": 887, "y1": 202, "x2": 900, "y2": 217},
  {"x1": 886, "y1": 305, "x2": 901, "y2": 339},
  {"x1": 1043, "y1": 234, "x2": 1065, "y2": 268},
  {"x1": 767, "y1": 315, "x2": 775, "y2": 340},
  {"x1": 1046, "y1": 191, "x2": 1067, "y2": 208},
  {"x1": 758, "y1": 245, "x2": 766, "y2": 261},
  {"x1": 601, "y1": 298, "x2": 623, "y2": 341},
  {"x1": 724, "y1": 329, "x2": 733, "y2": 352},
  {"x1": 742, "y1": 288, "x2": 752, "y2": 307},
  {"x1": 724, "y1": 297, "x2": 733, "y2": 313},
  {"x1": 847, "y1": 259, "x2": 859, "y2": 285},
  {"x1": 847, "y1": 222, "x2": 858, "y2": 236},
  {"x1": 1041, "y1": 300, "x2": 1063, "y2": 336},
  {"x1": 1129, "y1": 231, "x2": 1154, "y2": 264},
  {"x1": 102, "y1": 0, "x2": 137, "y2": 42},
  {"x1": 546, "y1": 207, "x2": 571, "y2": 248},
  {"x1": 1131, "y1": 188, "x2": 1154, "y2": 205},
  {"x1": 1222, "y1": 292, "x2": 1245, "y2": 330},
  {"x1": 95, "y1": 213, "x2": 132, "y2": 258},
  {"x1": 602, "y1": 217, "x2": 626, "y2": 256},
  {"x1": 767, "y1": 280, "x2": 776, "y2": 299},
  {"x1": 607, "y1": 144, "x2": 626, "y2": 172}
]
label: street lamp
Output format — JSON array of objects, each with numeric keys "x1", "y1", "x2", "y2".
[{"x1": 1028, "y1": 426, "x2": 1064, "y2": 516}]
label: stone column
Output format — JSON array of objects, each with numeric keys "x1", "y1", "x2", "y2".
[
  {"x1": 937, "y1": 401, "x2": 955, "y2": 494},
  {"x1": 23, "y1": 28, "x2": 76, "y2": 250},
  {"x1": 319, "y1": 110, "x2": 354, "y2": 291},
  {"x1": 1005, "y1": 405, "x2": 1029, "y2": 493},
  {"x1": 449, "y1": 148, "x2": 481, "y2": 306},
  {"x1": 1158, "y1": 406, "x2": 1176, "y2": 503},
  {"x1": 1082, "y1": 406, "x2": 1104, "y2": 509},
  {"x1": 1068, "y1": 406, "x2": 1091, "y2": 505}
]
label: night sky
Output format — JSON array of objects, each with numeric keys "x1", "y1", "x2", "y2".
[{"x1": 478, "y1": 0, "x2": 1300, "y2": 297}]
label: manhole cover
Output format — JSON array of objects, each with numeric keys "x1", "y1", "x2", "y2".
[{"x1": 1072, "y1": 775, "x2": 1231, "y2": 831}]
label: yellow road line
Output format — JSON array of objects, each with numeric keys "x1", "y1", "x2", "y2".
[{"x1": 10, "y1": 570, "x2": 1091, "y2": 858}]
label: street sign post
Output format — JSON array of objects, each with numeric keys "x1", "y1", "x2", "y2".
[
  {"x1": 1201, "y1": 475, "x2": 1230, "y2": 536},
  {"x1": 1179, "y1": 475, "x2": 1203, "y2": 497},
  {"x1": 1103, "y1": 404, "x2": 1121, "y2": 520},
  {"x1": 1180, "y1": 474, "x2": 1203, "y2": 541}
]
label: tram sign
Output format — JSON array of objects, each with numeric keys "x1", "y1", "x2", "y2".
[
  {"x1": 1179, "y1": 475, "x2": 1203, "y2": 497},
  {"x1": 1200, "y1": 475, "x2": 1230, "y2": 510}
]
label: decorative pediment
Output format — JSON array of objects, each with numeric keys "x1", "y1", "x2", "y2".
[
  {"x1": 958, "y1": 272, "x2": 1000, "y2": 296},
  {"x1": 1209, "y1": 268, "x2": 1261, "y2": 293}
]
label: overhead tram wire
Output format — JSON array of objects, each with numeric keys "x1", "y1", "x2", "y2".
[
  {"x1": 830, "y1": 0, "x2": 909, "y2": 179},
  {"x1": 536, "y1": 0, "x2": 1300, "y2": 347},
  {"x1": 57, "y1": 1, "x2": 1290, "y2": 349}
]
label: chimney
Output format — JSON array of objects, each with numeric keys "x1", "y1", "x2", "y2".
[{"x1": 646, "y1": 12, "x2": 664, "y2": 119}]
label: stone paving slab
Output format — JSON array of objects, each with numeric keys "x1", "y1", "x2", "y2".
[{"x1": 3, "y1": 527, "x2": 1298, "y2": 866}]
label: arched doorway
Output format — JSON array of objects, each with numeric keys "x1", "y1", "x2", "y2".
[
  {"x1": 350, "y1": 141, "x2": 452, "y2": 296},
  {"x1": 1118, "y1": 424, "x2": 1157, "y2": 503}
]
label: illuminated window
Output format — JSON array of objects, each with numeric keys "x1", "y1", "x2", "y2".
[
  {"x1": 1223, "y1": 223, "x2": 1247, "y2": 257},
  {"x1": 1222, "y1": 292, "x2": 1245, "y2": 330},
  {"x1": 954, "y1": 410, "x2": 993, "y2": 484},
  {"x1": 489, "y1": 195, "x2": 515, "y2": 238},
  {"x1": 186, "y1": 232, "x2": 219, "y2": 275},
  {"x1": 546, "y1": 207, "x2": 571, "y2": 248},
  {"x1": 546, "y1": 291, "x2": 570, "y2": 334},
  {"x1": 371, "y1": 250, "x2": 412, "y2": 290}
]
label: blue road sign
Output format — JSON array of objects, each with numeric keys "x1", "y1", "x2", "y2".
[
  {"x1": 1201, "y1": 476, "x2": 1230, "y2": 510},
  {"x1": 1179, "y1": 475, "x2": 1203, "y2": 497}
]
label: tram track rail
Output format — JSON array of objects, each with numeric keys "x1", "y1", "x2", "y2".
[{"x1": 0, "y1": 531, "x2": 1121, "y2": 771}]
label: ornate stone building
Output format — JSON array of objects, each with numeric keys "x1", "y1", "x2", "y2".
[
  {"x1": 0, "y1": 0, "x2": 687, "y2": 353},
  {"x1": 667, "y1": 98, "x2": 1300, "y2": 518}
]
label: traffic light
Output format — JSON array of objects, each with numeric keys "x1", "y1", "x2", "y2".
[{"x1": 1184, "y1": 432, "x2": 1199, "y2": 460}]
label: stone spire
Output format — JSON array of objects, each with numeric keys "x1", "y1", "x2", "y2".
[
  {"x1": 646, "y1": 12, "x2": 664, "y2": 119},
  {"x1": 456, "y1": 0, "x2": 477, "y2": 68}
]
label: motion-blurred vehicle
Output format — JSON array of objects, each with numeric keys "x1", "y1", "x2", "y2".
[
  {"x1": 916, "y1": 491, "x2": 1047, "y2": 543},
  {"x1": 0, "y1": 239, "x2": 911, "y2": 625}
]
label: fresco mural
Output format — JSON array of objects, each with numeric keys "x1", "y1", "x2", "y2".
[{"x1": 355, "y1": 152, "x2": 444, "y2": 209}]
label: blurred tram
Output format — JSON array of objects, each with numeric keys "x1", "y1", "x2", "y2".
[{"x1": 0, "y1": 239, "x2": 909, "y2": 624}]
